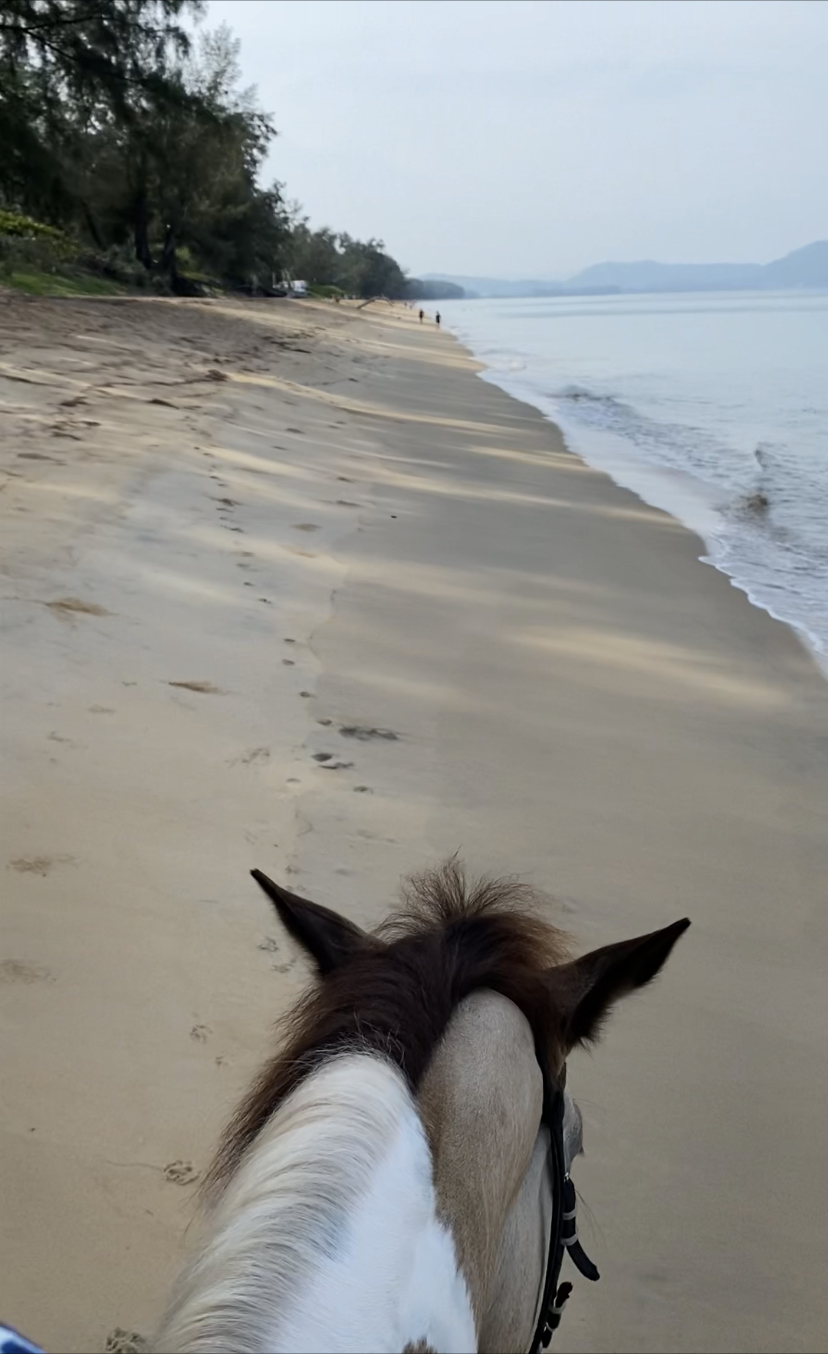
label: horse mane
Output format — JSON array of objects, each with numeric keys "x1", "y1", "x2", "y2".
[{"x1": 205, "y1": 860, "x2": 570, "y2": 1195}]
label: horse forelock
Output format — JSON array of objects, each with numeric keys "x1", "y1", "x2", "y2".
[{"x1": 205, "y1": 861, "x2": 571, "y2": 1198}]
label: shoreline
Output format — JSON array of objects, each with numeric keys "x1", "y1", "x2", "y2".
[
  {"x1": 489, "y1": 363, "x2": 828, "y2": 684},
  {"x1": 437, "y1": 299, "x2": 828, "y2": 684},
  {"x1": 2, "y1": 294, "x2": 827, "y2": 1353}
]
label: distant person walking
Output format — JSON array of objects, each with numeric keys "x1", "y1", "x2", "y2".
[
  {"x1": 435, "y1": 312, "x2": 441, "y2": 326},
  {"x1": 418, "y1": 309, "x2": 424, "y2": 322}
]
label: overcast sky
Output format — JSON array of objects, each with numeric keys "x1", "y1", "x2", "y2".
[{"x1": 207, "y1": 0, "x2": 827, "y2": 279}]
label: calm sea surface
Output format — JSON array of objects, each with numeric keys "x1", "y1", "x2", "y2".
[{"x1": 437, "y1": 291, "x2": 828, "y2": 673}]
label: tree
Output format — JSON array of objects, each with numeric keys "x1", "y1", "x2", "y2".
[
  {"x1": 337, "y1": 234, "x2": 407, "y2": 299},
  {"x1": 144, "y1": 25, "x2": 289, "y2": 285},
  {"x1": 0, "y1": 0, "x2": 202, "y2": 232},
  {"x1": 1, "y1": 3, "x2": 408, "y2": 299}
]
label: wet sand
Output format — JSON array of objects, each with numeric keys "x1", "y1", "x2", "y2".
[{"x1": 1, "y1": 293, "x2": 827, "y2": 1353}]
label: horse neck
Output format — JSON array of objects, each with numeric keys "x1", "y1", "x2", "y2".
[
  {"x1": 153, "y1": 1053, "x2": 475, "y2": 1354},
  {"x1": 417, "y1": 991, "x2": 547, "y2": 1341}
]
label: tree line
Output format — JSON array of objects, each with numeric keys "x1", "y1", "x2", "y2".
[{"x1": 0, "y1": 0, "x2": 449, "y2": 299}]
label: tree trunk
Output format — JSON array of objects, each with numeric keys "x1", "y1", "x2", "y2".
[
  {"x1": 133, "y1": 189, "x2": 152, "y2": 270},
  {"x1": 160, "y1": 222, "x2": 177, "y2": 277},
  {"x1": 81, "y1": 201, "x2": 105, "y2": 250}
]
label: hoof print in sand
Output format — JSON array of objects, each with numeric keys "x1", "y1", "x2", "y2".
[
  {"x1": 9, "y1": 855, "x2": 74, "y2": 876},
  {"x1": 45, "y1": 597, "x2": 109, "y2": 618},
  {"x1": 164, "y1": 1160, "x2": 199, "y2": 1186},
  {"x1": 0, "y1": 959, "x2": 53, "y2": 984},
  {"x1": 340, "y1": 725, "x2": 399, "y2": 742},
  {"x1": 104, "y1": 1328, "x2": 147, "y2": 1353},
  {"x1": 168, "y1": 680, "x2": 223, "y2": 695},
  {"x1": 232, "y1": 747, "x2": 270, "y2": 767},
  {"x1": 189, "y1": 1024, "x2": 211, "y2": 1042}
]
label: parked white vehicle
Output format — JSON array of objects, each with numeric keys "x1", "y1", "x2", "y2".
[{"x1": 290, "y1": 279, "x2": 308, "y2": 297}]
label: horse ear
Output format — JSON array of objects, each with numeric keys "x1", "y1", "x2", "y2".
[
  {"x1": 548, "y1": 918, "x2": 690, "y2": 1049},
  {"x1": 250, "y1": 869, "x2": 368, "y2": 976}
]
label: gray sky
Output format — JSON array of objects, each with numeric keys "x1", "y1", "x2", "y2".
[{"x1": 208, "y1": 0, "x2": 827, "y2": 279}]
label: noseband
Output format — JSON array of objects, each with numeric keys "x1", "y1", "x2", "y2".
[{"x1": 529, "y1": 1079, "x2": 600, "y2": 1353}]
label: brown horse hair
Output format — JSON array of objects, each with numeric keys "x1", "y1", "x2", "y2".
[{"x1": 204, "y1": 860, "x2": 571, "y2": 1196}]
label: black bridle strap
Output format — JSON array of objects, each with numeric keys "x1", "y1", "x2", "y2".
[{"x1": 528, "y1": 1083, "x2": 600, "y2": 1353}]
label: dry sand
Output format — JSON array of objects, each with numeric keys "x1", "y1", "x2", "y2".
[{"x1": 1, "y1": 292, "x2": 827, "y2": 1354}]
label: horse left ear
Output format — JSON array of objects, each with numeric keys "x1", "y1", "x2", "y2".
[
  {"x1": 547, "y1": 918, "x2": 690, "y2": 1049},
  {"x1": 250, "y1": 869, "x2": 369, "y2": 976}
]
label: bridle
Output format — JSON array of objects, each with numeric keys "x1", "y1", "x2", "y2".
[{"x1": 529, "y1": 1075, "x2": 600, "y2": 1353}]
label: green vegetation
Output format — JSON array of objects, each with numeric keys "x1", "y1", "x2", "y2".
[
  {"x1": 0, "y1": 0, "x2": 416, "y2": 299},
  {"x1": 4, "y1": 267, "x2": 125, "y2": 296}
]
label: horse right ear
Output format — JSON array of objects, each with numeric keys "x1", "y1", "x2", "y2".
[
  {"x1": 547, "y1": 917, "x2": 690, "y2": 1050},
  {"x1": 250, "y1": 869, "x2": 369, "y2": 976}
]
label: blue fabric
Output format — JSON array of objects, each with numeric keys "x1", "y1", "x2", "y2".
[{"x1": 0, "y1": 1325, "x2": 43, "y2": 1354}]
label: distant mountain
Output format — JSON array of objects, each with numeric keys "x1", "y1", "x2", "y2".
[
  {"x1": 423, "y1": 273, "x2": 566, "y2": 299},
  {"x1": 405, "y1": 278, "x2": 466, "y2": 301},
  {"x1": 564, "y1": 260, "x2": 763, "y2": 291},
  {"x1": 761, "y1": 240, "x2": 828, "y2": 288},
  {"x1": 426, "y1": 241, "x2": 828, "y2": 298}
]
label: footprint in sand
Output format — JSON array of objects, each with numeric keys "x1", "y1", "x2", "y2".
[
  {"x1": 45, "y1": 597, "x2": 109, "y2": 618},
  {"x1": 286, "y1": 427, "x2": 305, "y2": 434},
  {"x1": 104, "y1": 1328, "x2": 147, "y2": 1353},
  {"x1": 229, "y1": 747, "x2": 270, "y2": 767},
  {"x1": 340, "y1": 725, "x2": 399, "y2": 742},
  {"x1": 353, "y1": 786, "x2": 374, "y2": 794},
  {"x1": 0, "y1": 959, "x2": 53, "y2": 984},
  {"x1": 283, "y1": 658, "x2": 295, "y2": 665},
  {"x1": 258, "y1": 936, "x2": 280, "y2": 953},
  {"x1": 313, "y1": 752, "x2": 333, "y2": 762},
  {"x1": 164, "y1": 1160, "x2": 199, "y2": 1186},
  {"x1": 9, "y1": 855, "x2": 74, "y2": 876},
  {"x1": 168, "y1": 680, "x2": 223, "y2": 694},
  {"x1": 189, "y1": 1024, "x2": 211, "y2": 1042},
  {"x1": 292, "y1": 523, "x2": 319, "y2": 532}
]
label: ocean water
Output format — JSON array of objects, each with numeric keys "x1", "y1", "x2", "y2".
[{"x1": 436, "y1": 291, "x2": 828, "y2": 673}]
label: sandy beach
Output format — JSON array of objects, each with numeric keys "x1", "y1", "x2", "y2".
[{"x1": 2, "y1": 292, "x2": 827, "y2": 1354}]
